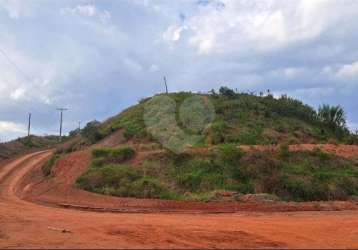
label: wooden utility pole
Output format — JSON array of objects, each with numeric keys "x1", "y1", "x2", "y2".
[
  {"x1": 78, "y1": 121, "x2": 81, "y2": 132},
  {"x1": 27, "y1": 113, "x2": 31, "y2": 137},
  {"x1": 57, "y1": 108, "x2": 68, "y2": 142},
  {"x1": 163, "y1": 76, "x2": 168, "y2": 94}
]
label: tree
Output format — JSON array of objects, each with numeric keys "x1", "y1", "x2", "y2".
[
  {"x1": 219, "y1": 86, "x2": 235, "y2": 97},
  {"x1": 81, "y1": 120, "x2": 102, "y2": 143},
  {"x1": 318, "y1": 104, "x2": 346, "y2": 130}
]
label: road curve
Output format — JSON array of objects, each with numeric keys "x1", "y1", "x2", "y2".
[{"x1": 1, "y1": 151, "x2": 358, "y2": 248}]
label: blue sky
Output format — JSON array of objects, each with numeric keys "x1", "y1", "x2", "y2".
[{"x1": 0, "y1": 0, "x2": 358, "y2": 141}]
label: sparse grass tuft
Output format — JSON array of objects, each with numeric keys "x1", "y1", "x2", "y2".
[
  {"x1": 42, "y1": 154, "x2": 60, "y2": 176},
  {"x1": 92, "y1": 146, "x2": 135, "y2": 163}
]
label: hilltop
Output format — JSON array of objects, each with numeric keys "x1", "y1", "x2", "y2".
[{"x1": 94, "y1": 87, "x2": 356, "y2": 146}]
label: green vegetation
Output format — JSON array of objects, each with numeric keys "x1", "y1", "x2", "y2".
[
  {"x1": 91, "y1": 146, "x2": 135, "y2": 166},
  {"x1": 318, "y1": 104, "x2": 347, "y2": 137},
  {"x1": 76, "y1": 146, "x2": 178, "y2": 199},
  {"x1": 77, "y1": 144, "x2": 358, "y2": 202},
  {"x1": 0, "y1": 135, "x2": 60, "y2": 160},
  {"x1": 75, "y1": 88, "x2": 358, "y2": 202},
  {"x1": 76, "y1": 164, "x2": 177, "y2": 199},
  {"x1": 96, "y1": 87, "x2": 353, "y2": 145},
  {"x1": 81, "y1": 120, "x2": 103, "y2": 143},
  {"x1": 42, "y1": 154, "x2": 60, "y2": 176}
]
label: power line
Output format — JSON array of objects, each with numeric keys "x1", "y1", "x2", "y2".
[{"x1": 0, "y1": 45, "x2": 33, "y2": 82}]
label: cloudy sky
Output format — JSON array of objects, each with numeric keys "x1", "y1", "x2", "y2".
[{"x1": 0, "y1": 0, "x2": 358, "y2": 141}]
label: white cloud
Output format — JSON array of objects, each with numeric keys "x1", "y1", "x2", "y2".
[
  {"x1": 165, "y1": 0, "x2": 358, "y2": 55},
  {"x1": 163, "y1": 25, "x2": 187, "y2": 42},
  {"x1": 321, "y1": 61, "x2": 358, "y2": 82},
  {"x1": 60, "y1": 4, "x2": 111, "y2": 23},
  {"x1": 149, "y1": 64, "x2": 159, "y2": 72},
  {"x1": 269, "y1": 67, "x2": 304, "y2": 79},
  {"x1": 10, "y1": 87, "x2": 26, "y2": 100},
  {"x1": 0, "y1": 0, "x2": 29, "y2": 19},
  {"x1": 0, "y1": 121, "x2": 26, "y2": 133},
  {"x1": 336, "y1": 61, "x2": 358, "y2": 78}
]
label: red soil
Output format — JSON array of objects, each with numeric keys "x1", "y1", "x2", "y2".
[
  {"x1": 1, "y1": 151, "x2": 358, "y2": 248},
  {"x1": 1, "y1": 144, "x2": 358, "y2": 248}
]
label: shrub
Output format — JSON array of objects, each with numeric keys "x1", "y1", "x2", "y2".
[
  {"x1": 92, "y1": 146, "x2": 135, "y2": 163},
  {"x1": 217, "y1": 143, "x2": 244, "y2": 165},
  {"x1": 92, "y1": 147, "x2": 113, "y2": 158},
  {"x1": 76, "y1": 164, "x2": 176, "y2": 199},
  {"x1": 131, "y1": 176, "x2": 172, "y2": 199},
  {"x1": 110, "y1": 146, "x2": 136, "y2": 162},
  {"x1": 123, "y1": 123, "x2": 140, "y2": 139},
  {"x1": 311, "y1": 147, "x2": 330, "y2": 161},
  {"x1": 209, "y1": 120, "x2": 228, "y2": 144},
  {"x1": 219, "y1": 86, "x2": 236, "y2": 97},
  {"x1": 278, "y1": 143, "x2": 290, "y2": 158},
  {"x1": 81, "y1": 120, "x2": 102, "y2": 143},
  {"x1": 42, "y1": 154, "x2": 60, "y2": 176}
]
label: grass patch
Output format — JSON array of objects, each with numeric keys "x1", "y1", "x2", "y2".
[
  {"x1": 78, "y1": 143, "x2": 358, "y2": 202},
  {"x1": 42, "y1": 154, "x2": 60, "y2": 176},
  {"x1": 76, "y1": 164, "x2": 178, "y2": 199},
  {"x1": 92, "y1": 146, "x2": 135, "y2": 164}
]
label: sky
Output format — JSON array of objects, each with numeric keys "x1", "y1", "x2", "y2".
[{"x1": 0, "y1": 0, "x2": 358, "y2": 141}]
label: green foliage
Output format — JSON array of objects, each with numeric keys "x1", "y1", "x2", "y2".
[
  {"x1": 318, "y1": 105, "x2": 348, "y2": 138},
  {"x1": 79, "y1": 143, "x2": 358, "y2": 202},
  {"x1": 92, "y1": 146, "x2": 135, "y2": 164},
  {"x1": 278, "y1": 143, "x2": 290, "y2": 158},
  {"x1": 76, "y1": 164, "x2": 176, "y2": 199},
  {"x1": 216, "y1": 143, "x2": 244, "y2": 166},
  {"x1": 95, "y1": 89, "x2": 354, "y2": 146},
  {"x1": 0, "y1": 135, "x2": 60, "y2": 160},
  {"x1": 77, "y1": 146, "x2": 179, "y2": 199},
  {"x1": 42, "y1": 154, "x2": 60, "y2": 176},
  {"x1": 219, "y1": 86, "x2": 236, "y2": 97},
  {"x1": 209, "y1": 120, "x2": 228, "y2": 144},
  {"x1": 81, "y1": 120, "x2": 102, "y2": 143},
  {"x1": 100, "y1": 103, "x2": 146, "y2": 140},
  {"x1": 92, "y1": 147, "x2": 113, "y2": 158},
  {"x1": 279, "y1": 151, "x2": 358, "y2": 201}
]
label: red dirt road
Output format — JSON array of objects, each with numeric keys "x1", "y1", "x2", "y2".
[{"x1": 1, "y1": 151, "x2": 358, "y2": 248}]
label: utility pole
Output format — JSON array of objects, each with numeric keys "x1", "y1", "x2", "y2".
[
  {"x1": 78, "y1": 121, "x2": 81, "y2": 132},
  {"x1": 163, "y1": 76, "x2": 168, "y2": 94},
  {"x1": 27, "y1": 113, "x2": 31, "y2": 137},
  {"x1": 57, "y1": 108, "x2": 68, "y2": 142}
]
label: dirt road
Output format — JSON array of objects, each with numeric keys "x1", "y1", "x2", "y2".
[{"x1": 1, "y1": 151, "x2": 358, "y2": 248}]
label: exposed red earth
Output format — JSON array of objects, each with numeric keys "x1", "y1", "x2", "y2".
[{"x1": 1, "y1": 145, "x2": 358, "y2": 248}]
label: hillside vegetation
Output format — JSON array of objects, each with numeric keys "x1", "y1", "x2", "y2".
[
  {"x1": 77, "y1": 145, "x2": 358, "y2": 201},
  {"x1": 0, "y1": 135, "x2": 59, "y2": 160},
  {"x1": 75, "y1": 88, "x2": 358, "y2": 202},
  {"x1": 95, "y1": 87, "x2": 356, "y2": 146}
]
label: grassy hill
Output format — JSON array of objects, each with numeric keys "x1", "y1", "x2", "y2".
[
  {"x1": 96, "y1": 88, "x2": 355, "y2": 145},
  {"x1": 74, "y1": 88, "x2": 358, "y2": 202}
]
